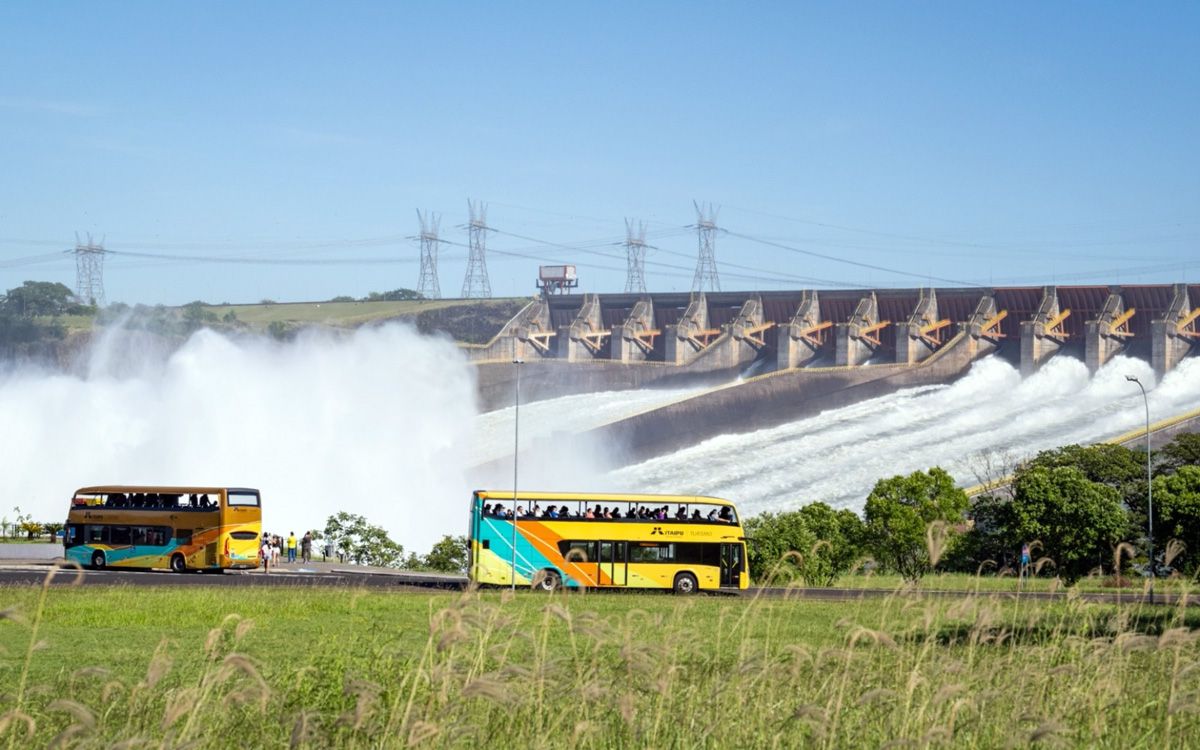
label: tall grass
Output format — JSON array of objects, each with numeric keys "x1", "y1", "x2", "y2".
[{"x1": 2, "y1": 569, "x2": 1199, "y2": 748}]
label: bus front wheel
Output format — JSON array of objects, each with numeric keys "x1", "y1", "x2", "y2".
[
  {"x1": 170, "y1": 554, "x2": 187, "y2": 574},
  {"x1": 91, "y1": 551, "x2": 106, "y2": 570},
  {"x1": 673, "y1": 572, "x2": 698, "y2": 595}
]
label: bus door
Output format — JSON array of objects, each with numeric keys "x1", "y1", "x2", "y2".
[
  {"x1": 600, "y1": 541, "x2": 627, "y2": 586},
  {"x1": 720, "y1": 543, "x2": 743, "y2": 587}
]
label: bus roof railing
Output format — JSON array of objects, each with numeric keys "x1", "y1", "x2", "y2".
[
  {"x1": 474, "y1": 490, "x2": 738, "y2": 508},
  {"x1": 73, "y1": 486, "x2": 260, "y2": 495}
]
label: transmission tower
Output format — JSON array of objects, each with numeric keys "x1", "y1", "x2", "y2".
[
  {"x1": 623, "y1": 218, "x2": 649, "y2": 293},
  {"x1": 415, "y1": 210, "x2": 442, "y2": 299},
  {"x1": 691, "y1": 201, "x2": 721, "y2": 292},
  {"x1": 73, "y1": 232, "x2": 107, "y2": 306},
  {"x1": 461, "y1": 200, "x2": 492, "y2": 298}
]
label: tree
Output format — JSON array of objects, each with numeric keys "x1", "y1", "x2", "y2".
[
  {"x1": 1010, "y1": 466, "x2": 1127, "y2": 582},
  {"x1": 1, "y1": 280, "x2": 78, "y2": 317},
  {"x1": 951, "y1": 492, "x2": 1018, "y2": 572},
  {"x1": 863, "y1": 468, "x2": 969, "y2": 582},
  {"x1": 363, "y1": 289, "x2": 423, "y2": 302},
  {"x1": 744, "y1": 511, "x2": 816, "y2": 584},
  {"x1": 422, "y1": 535, "x2": 469, "y2": 573},
  {"x1": 181, "y1": 301, "x2": 219, "y2": 330},
  {"x1": 322, "y1": 512, "x2": 404, "y2": 568},
  {"x1": 1159, "y1": 434, "x2": 1200, "y2": 474},
  {"x1": 1155, "y1": 466, "x2": 1200, "y2": 572}
]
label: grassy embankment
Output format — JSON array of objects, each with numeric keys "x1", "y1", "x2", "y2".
[{"x1": 3, "y1": 577, "x2": 1200, "y2": 748}]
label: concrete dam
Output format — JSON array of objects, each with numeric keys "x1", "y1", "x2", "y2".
[{"x1": 467, "y1": 283, "x2": 1200, "y2": 463}]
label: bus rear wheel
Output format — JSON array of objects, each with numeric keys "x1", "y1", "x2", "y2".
[
  {"x1": 91, "y1": 551, "x2": 106, "y2": 570},
  {"x1": 170, "y1": 554, "x2": 187, "y2": 574},
  {"x1": 673, "y1": 572, "x2": 698, "y2": 595},
  {"x1": 535, "y1": 569, "x2": 561, "y2": 592}
]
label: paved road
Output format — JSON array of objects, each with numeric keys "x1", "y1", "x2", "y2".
[
  {"x1": 0, "y1": 560, "x2": 466, "y2": 590},
  {"x1": 0, "y1": 561, "x2": 1190, "y2": 606}
]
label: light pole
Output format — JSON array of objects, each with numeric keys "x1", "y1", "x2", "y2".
[
  {"x1": 511, "y1": 358, "x2": 523, "y2": 590},
  {"x1": 1126, "y1": 375, "x2": 1154, "y2": 604}
]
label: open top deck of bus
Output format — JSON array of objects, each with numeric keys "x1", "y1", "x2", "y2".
[
  {"x1": 474, "y1": 490, "x2": 739, "y2": 509},
  {"x1": 75, "y1": 485, "x2": 259, "y2": 495}
]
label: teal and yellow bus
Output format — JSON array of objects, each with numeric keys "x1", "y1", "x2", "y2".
[
  {"x1": 468, "y1": 490, "x2": 748, "y2": 593},
  {"x1": 64, "y1": 485, "x2": 262, "y2": 573}
]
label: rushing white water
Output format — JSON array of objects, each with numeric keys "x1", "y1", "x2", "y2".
[
  {"x1": 470, "y1": 385, "x2": 705, "y2": 465},
  {"x1": 4, "y1": 322, "x2": 1198, "y2": 554},
  {"x1": 0, "y1": 325, "x2": 479, "y2": 553},
  {"x1": 610, "y1": 355, "x2": 1200, "y2": 517}
]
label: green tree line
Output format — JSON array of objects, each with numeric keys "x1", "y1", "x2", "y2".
[{"x1": 745, "y1": 433, "x2": 1200, "y2": 585}]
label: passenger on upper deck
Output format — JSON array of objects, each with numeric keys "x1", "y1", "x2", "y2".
[
  {"x1": 719, "y1": 506, "x2": 734, "y2": 523},
  {"x1": 691, "y1": 509, "x2": 702, "y2": 521},
  {"x1": 675, "y1": 505, "x2": 687, "y2": 520}
]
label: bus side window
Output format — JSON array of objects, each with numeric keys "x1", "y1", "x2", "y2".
[
  {"x1": 176, "y1": 529, "x2": 193, "y2": 546},
  {"x1": 65, "y1": 524, "x2": 82, "y2": 547},
  {"x1": 86, "y1": 525, "x2": 107, "y2": 544},
  {"x1": 110, "y1": 526, "x2": 132, "y2": 546}
]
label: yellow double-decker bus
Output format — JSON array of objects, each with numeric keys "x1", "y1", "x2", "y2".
[
  {"x1": 468, "y1": 490, "x2": 748, "y2": 593},
  {"x1": 63, "y1": 485, "x2": 262, "y2": 573}
]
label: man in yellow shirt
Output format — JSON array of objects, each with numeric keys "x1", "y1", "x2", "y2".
[{"x1": 287, "y1": 532, "x2": 297, "y2": 563}]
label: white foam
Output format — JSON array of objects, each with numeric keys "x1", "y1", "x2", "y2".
[
  {"x1": 609, "y1": 354, "x2": 1200, "y2": 516},
  {"x1": 0, "y1": 324, "x2": 479, "y2": 553}
]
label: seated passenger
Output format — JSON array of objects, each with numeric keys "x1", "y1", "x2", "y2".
[
  {"x1": 584, "y1": 507, "x2": 595, "y2": 519},
  {"x1": 592, "y1": 504, "x2": 603, "y2": 519},
  {"x1": 719, "y1": 506, "x2": 734, "y2": 523},
  {"x1": 691, "y1": 509, "x2": 702, "y2": 520},
  {"x1": 482, "y1": 503, "x2": 492, "y2": 516},
  {"x1": 676, "y1": 505, "x2": 687, "y2": 520},
  {"x1": 707, "y1": 509, "x2": 718, "y2": 521},
  {"x1": 626, "y1": 507, "x2": 636, "y2": 519},
  {"x1": 515, "y1": 506, "x2": 526, "y2": 518},
  {"x1": 533, "y1": 504, "x2": 543, "y2": 518},
  {"x1": 546, "y1": 505, "x2": 558, "y2": 519}
]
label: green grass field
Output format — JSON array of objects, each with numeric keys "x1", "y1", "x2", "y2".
[
  {"x1": 3, "y1": 578, "x2": 1200, "y2": 748},
  {"x1": 201, "y1": 300, "x2": 475, "y2": 327}
]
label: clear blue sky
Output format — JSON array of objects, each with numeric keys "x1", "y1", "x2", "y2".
[{"x1": 1, "y1": 1, "x2": 1197, "y2": 304}]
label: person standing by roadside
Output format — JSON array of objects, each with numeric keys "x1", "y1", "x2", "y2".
[
  {"x1": 301, "y1": 531, "x2": 312, "y2": 564},
  {"x1": 287, "y1": 531, "x2": 298, "y2": 563}
]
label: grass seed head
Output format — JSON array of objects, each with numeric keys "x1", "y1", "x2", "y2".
[
  {"x1": 407, "y1": 720, "x2": 440, "y2": 746},
  {"x1": 0, "y1": 710, "x2": 36, "y2": 741}
]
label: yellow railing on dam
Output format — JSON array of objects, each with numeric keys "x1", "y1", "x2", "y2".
[{"x1": 962, "y1": 404, "x2": 1200, "y2": 497}]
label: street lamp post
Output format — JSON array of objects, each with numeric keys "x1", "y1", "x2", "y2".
[
  {"x1": 1126, "y1": 375, "x2": 1153, "y2": 604},
  {"x1": 511, "y1": 358, "x2": 523, "y2": 590}
]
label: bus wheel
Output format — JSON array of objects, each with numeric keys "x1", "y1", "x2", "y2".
[
  {"x1": 170, "y1": 554, "x2": 187, "y2": 574},
  {"x1": 534, "y1": 569, "x2": 560, "y2": 592},
  {"x1": 673, "y1": 572, "x2": 698, "y2": 595},
  {"x1": 91, "y1": 551, "x2": 106, "y2": 570}
]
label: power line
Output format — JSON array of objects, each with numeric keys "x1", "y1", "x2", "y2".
[{"x1": 726, "y1": 230, "x2": 973, "y2": 286}]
